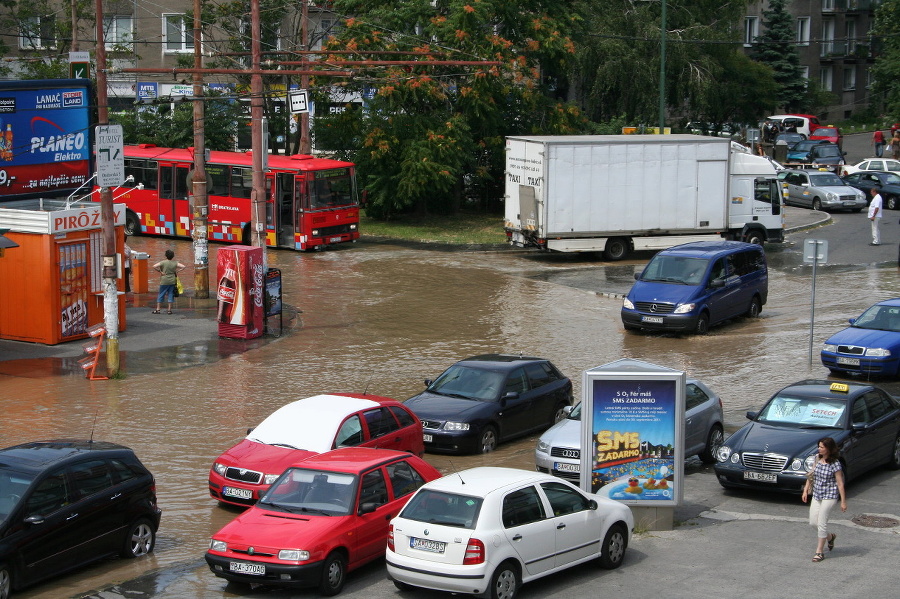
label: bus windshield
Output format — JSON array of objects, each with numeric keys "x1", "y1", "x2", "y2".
[{"x1": 309, "y1": 168, "x2": 356, "y2": 209}]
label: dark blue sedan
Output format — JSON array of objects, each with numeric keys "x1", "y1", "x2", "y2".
[
  {"x1": 404, "y1": 354, "x2": 573, "y2": 454},
  {"x1": 821, "y1": 299, "x2": 900, "y2": 376},
  {"x1": 714, "y1": 380, "x2": 900, "y2": 493}
]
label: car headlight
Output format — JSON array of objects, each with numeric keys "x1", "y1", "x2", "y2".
[
  {"x1": 730, "y1": 452, "x2": 740, "y2": 464},
  {"x1": 822, "y1": 343, "x2": 837, "y2": 352},
  {"x1": 674, "y1": 303, "x2": 696, "y2": 314},
  {"x1": 264, "y1": 474, "x2": 280, "y2": 485},
  {"x1": 278, "y1": 549, "x2": 309, "y2": 561},
  {"x1": 212, "y1": 462, "x2": 227, "y2": 476},
  {"x1": 716, "y1": 445, "x2": 732, "y2": 462},
  {"x1": 790, "y1": 458, "x2": 803, "y2": 471},
  {"x1": 623, "y1": 297, "x2": 634, "y2": 310},
  {"x1": 826, "y1": 192, "x2": 837, "y2": 201},
  {"x1": 537, "y1": 440, "x2": 550, "y2": 454},
  {"x1": 804, "y1": 454, "x2": 817, "y2": 470},
  {"x1": 443, "y1": 421, "x2": 470, "y2": 431},
  {"x1": 210, "y1": 539, "x2": 228, "y2": 552},
  {"x1": 350, "y1": 224, "x2": 357, "y2": 230},
  {"x1": 865, "y1": 348, "x2": 891, "y2": 357},
  {"x1": 312, "y1": 229, "x2": 320, "y2": 236}
]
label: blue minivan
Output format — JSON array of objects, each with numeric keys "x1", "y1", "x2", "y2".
[{"x1": 621, "y1": 241, "x2": 768, "y2": 335}]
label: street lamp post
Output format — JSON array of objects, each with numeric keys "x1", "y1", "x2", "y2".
[{"x1": 658, "y1": 0, "x2": 666, "y2": 132}]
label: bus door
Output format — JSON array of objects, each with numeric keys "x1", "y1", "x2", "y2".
[
  {"x1": 275, "y1": 172, "x2": 296, "y2": 247},
  {"x1": 158, "y1": 163, "x2": 191, "y2": 235}
]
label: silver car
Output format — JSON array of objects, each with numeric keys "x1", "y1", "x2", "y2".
[
  {"x1": 534, "y1": 379, "x2": 725, "y2": 482},
  {"x1": 778, "y1": 169, "x2": 866, "y2": 212}
]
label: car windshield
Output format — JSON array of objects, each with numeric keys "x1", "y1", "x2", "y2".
[
  {"x1": 851, "y1": 304, "x2": 900, "y2": 332},
  {"x1": 0, "y1": 468, "x2": 35, "y2": 522},
  {"x1": 808, "y1": 173, "x2": 844, "y2": 187},
  {"x1": 881, "y1": 173, "x2": 900, "y2": 185},
  {"x1": 815, "y1": 128, "x2": 838, "y2": 136},
  {"x1": 400, "y1": 489, "x2": 483, "y2": 529},
  {"x1": 817, "y1": 146, "x2": 842, "y2": 158},
  {"x1": 258, "y1": 468, "x2": 357, "y2": 516},
  {"x1": 427, "y1": 365, "x2": 506, "y2": 401},
  {"x1": 756, "y1": 394, "x2": 846, "y2": 428},
  {"x1": 792, "y1": 141, "x2": 820, "y2": 152},
  {"x1": 640, "y1": 255, "x2": 709, "y2": 285}
]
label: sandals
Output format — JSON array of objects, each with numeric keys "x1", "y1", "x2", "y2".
[
  {"x1": 151, "y1": 310, "x2": 160, "y2": 314},
  {"x1": 812, "y1": 552, "x2": 825, "y2": 562},
  {"x1": 828, "y1": 533, "x2": 836, "y2": 551},
  {"x1": 167, "y1": 310, "x2": 173, "y2": 314}
]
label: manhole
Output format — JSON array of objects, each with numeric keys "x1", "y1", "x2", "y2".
[{"x1": 851, "y1": 514, "x2": 900, "y2": 528}]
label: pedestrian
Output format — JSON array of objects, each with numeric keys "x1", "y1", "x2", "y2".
[
  {"x1": 801, "y1": 437, "x2": 846, "y2": 563},
  {"x1": 152, "y1": 249, "x2": 186, "y2": 314},
  {"x1": 123, "y1": 236, "x2": 133, "y2": 293},
  {"x1": 868, "y1": 187, "x2": 883, "y2": 245},
  {"x1": 893, "y1": 131, "x2": 900, "y2": 160},
  {"x1": 872, "y1": 129, "x2": 886, "y2": 158}
]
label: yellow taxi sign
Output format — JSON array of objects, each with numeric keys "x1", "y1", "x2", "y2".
[{"x1": 829, "y1": 382, "x2": 850, "y2": 394}]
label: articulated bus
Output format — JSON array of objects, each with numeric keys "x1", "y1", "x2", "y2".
[{"x1": 95, "y1": 144, "x2": 360, "y2": 250}]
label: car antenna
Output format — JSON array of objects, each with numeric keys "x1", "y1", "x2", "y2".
[
  {"x1": 362, "y1": 380, "x2": 371, "y2": 395},
  {"x1": 89, "y1": 408, "x2": 99, "y2": 444},
  {"x1": 449, "y1": 460, "x2": 465, "y2": 484}
]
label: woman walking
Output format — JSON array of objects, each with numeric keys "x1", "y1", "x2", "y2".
[
  {"x1": 152, "y1": 249, "x2": 186, "y2": 314},
  {"x1": 801, "y1": 437, "x2": 846, "y2": 563}
]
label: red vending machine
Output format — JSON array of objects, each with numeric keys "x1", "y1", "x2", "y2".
[{"x1": 217, "y1": 245, "x2": 264, "y2": 339}]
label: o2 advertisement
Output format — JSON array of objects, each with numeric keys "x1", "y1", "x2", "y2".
[
  {"x1": 0, "y1": 79, "x2": 93, "y2": 199},
  {"x1": 581, "y1": 361, "x2": 685, "y2": 506}
]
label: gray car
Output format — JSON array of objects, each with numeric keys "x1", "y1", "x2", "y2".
[
  {"x1": 778, "y1": 169, "x2": 866, "y2": 212},
  {"x1": 534, "y1": 379, "x2": 725, "y2": 482}
]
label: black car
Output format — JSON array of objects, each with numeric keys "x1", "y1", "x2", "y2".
[
  {"x1": 405, "y1": 354, "x2": 573, "y2": 454},
  {"x1": 841, "y1": 171, "x2": 900, "y2": 209},
  {"x1": 714, "y1": 380, "x2": 900, "y2": 493},
  {"x1": 0, "y1": 440, "x2": 161, "y2": 598},
  {"x1": 789, "y1": 142, "x2": 846, "y2": 168}
]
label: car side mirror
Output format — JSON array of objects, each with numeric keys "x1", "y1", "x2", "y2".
[
  {"x1": 746, "y1": 411, "x2": 758, "y2": 420},
  {"x1": 563, "y1": 405, "x2": 574, "y2": 416},
  {"x1": 358, "y1": 502, "x2": 378, "y2": 515},
  {"x1": 849, "y1": 318, "x2": 856, "y2": 325},
  {"x1": 587, "y1": 499, "x2": 598, "y2": 510},
  {"x1": 247, "y1": 427, "x2": 255, "y2": 435},
  {"x1": 502, "y1": 391, "x2": 520, "y2": 401},
  {"x1": 424, "y1": 379, "x2": 432, "y2": 387},
  {"x1": 24, "y1": 515, "x2": 44, "y2": 525},
  {"x1": 709, "y1": 278, "x2": 725, "y2": 288}
]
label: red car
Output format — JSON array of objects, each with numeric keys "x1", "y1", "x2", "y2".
[
  {"x1": 208, "y1": 393, "x2": 424, "y2": 507},
  {"x1": 809, "y1": 125, "x2": 844, "y2": 149},
  {"x1": 205, "y1": 448, "x2": 442, "y2": 595}
]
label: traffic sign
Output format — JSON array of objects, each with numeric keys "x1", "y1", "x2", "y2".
[
  {"x1": 289, "y1": 90, "x2": 309, "y2": 114},
  {"x1": 803, "y1": 239, "x2": 828, "y2": 263},
  {"x1": 95, "y1": 124, "x2": 125, "y2": 188},
  {"x1": 69, "y1": 51, "x2": 90, "y2": 79}
]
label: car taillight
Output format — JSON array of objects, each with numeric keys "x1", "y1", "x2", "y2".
[
  {"x1": 463, "y1": 538, "x2": 485, "y2": 565},
  {"x1": 387, "y1": 524, "x2": 394, "y2": 552}
]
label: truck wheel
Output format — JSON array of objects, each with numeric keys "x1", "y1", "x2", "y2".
[
  {"x1": 694, "y1": 313, "x2": 710, "y2": 335},
  {"x1": 743, "y1": 231, "x2": 764, "y2": 246},
  {"x1": 812, "y1": 198, "x2": 822, "y2": 211},
  {"x1": 603, "y1": 238, "x2": 629, "y2": 261}
]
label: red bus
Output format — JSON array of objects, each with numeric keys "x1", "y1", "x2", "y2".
[{"x1": 95, "y1": 144, "x2": 359, "y2": 250}]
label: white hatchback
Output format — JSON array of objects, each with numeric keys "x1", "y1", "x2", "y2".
[{"x1": 386, "y1": 467, "x2": 633, "y2": 599}]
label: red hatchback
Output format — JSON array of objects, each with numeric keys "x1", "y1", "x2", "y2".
[
  {"x1": 209, "y1": 394, "x2": 424, "y2": 507},
  {"x1": 205, "y1": 448, "x2": 442, "y2": 595},
  {"x1": 809, "y1": 125, "x2": 844, "y2": 149}
]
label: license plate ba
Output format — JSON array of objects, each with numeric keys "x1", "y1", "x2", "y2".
[
  {"x1": 642, "y1": 316, "x2": 663, "y2": 324},
  {"x1": 223, "y1": 486, "x2": 253, "y2": 500},
  {"x1": 230, "y1": 561, "x2": 265, "y2": 575},
  {"x1": 743, "y1": 471, "x2": 777, "y2": 483},
  {"x1": 555, "y1": 462, "x2": 580, "y2": 473},
  {"x1": 836, "y1": 356, "x2": 860, "y2": 366},
  {"x1": 410, "y1": 537, "x2": 446, "y2": 553},
  {"x1": 423, "y1": 434, "x2": 433, "y2": 443},
  {"x1": 329, "y1": 236, "x2": 343, "y2": 243}
]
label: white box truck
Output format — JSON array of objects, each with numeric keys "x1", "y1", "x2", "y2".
[{"x1": 504, "y1": 135, "x2": 783, "y2": 260}]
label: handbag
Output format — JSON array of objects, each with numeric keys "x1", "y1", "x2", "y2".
[{"x1": 175, "y1": 277, "x2": 184, "y2": 297}]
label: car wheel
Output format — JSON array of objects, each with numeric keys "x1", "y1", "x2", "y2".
[
  {"x1": 318, "y1": 551, "x2": 346, "y2": 596},
  {"x1": 887, "y1": 196, "x2": 899, "y2": 211},
  {"x1": 812, "y1": 198, "x2": 822, "y2": 211},
  {"x1": 124, "y1": 211, "x2": 140, "y2": 236},
  {"x1": 0, "y1": 563, "x2": 11, "y2": 599},
  {"x1": 746, "y1": 296, "x2": 762, "y2": 318},
  {"x1": 699, "y1": 425, "x2": 724, "y2": 464},
  {"x1": 478, "y1": 426, "x2": 498, "y2": 454},
  {"x1": 551, "y1": 403, "x2": 568, "y2": 425},
  {"x1": 121, "y1": 518, "x2": 155, "y2": 558},
  {"x1": 393, "y1": 580, "x2": 416, "y2": 592},
  {"x1": 694, "y1": 313, "x2": 709, "y2": 335},
  {"x1": 603, "y1": 237, "x2": 629, "y2": 261},
  {"x1": 888, "y1": 434, "x2": 900, "y2": 470},
  {"x1": 489, "y1": 561, "x2": 520, "y2": 599},
  {"x1": 599, "y1": 523, "x2": 628, "y2": 569}
]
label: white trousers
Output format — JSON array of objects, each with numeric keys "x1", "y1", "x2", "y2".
[
  {"x1": 871, "y1": 217, "x2": 881, "y2": 244},
  {"x1": 809, "y1": 498, "x2": 837, "y2": 539}
]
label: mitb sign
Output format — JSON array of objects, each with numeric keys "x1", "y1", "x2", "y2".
[
  {"x1": 289, "y1": 89, "x2": 309, "y2": 114},
  {"x1": 95, "y1": 124, "x2": 125, "y2": 188}
]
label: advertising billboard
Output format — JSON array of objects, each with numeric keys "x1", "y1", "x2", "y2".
[
  {"x1": 580, "y1": 359, "x2": 685, "y2": 507},
  {"x1": 0, "y1": 79, "x2": 93, "y2": 200}
]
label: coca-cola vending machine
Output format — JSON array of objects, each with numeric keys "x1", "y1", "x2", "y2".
[{"x1": 217, "y1": 245, "x2": 264, "y2": 339}]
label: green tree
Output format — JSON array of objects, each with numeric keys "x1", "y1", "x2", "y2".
[
  {"x1": 750, "y1": 0, "x2": 806, "y2": 112},
  {"x1": 871, "y1": 0, "x2": 900, "y2": 118}
]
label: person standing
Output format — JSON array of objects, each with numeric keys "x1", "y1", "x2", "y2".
[
  {"x1": 152, "y1": 249, "x2": 186, "y2": 314},
  {"x1": 123, "y1": 236, "x2": 133, "y2": 293},
  {"x1": 869, "y1": 187, "x2": 883, "y2": 245},
  {"x1": 801, "y1": 437, "x2": 846, "y2": 563},
  {"x1": 872, "y1": 129, "x2": 885, "y2": 158},
  {"x1": 893, "y1": 131, "x2": 900, "y2": 160}
]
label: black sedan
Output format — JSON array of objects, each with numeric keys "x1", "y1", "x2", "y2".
[
  {"x1": 405, "y1": 354, "x2": 573, "y2": 454},
  {"x1": 714, "y1": 380, "x2": 900, "y2": 493},
  {"x1": 841, "y1": 171, "x2": 900, "y2": 209}
]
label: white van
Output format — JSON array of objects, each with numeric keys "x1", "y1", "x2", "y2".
[{"x1": 766, "y1": 114, "x2": 821, "y2": 138}]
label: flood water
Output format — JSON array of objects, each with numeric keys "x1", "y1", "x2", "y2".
[{"x1": 3, "y1": 235, "x2": 900, "y2": 598}]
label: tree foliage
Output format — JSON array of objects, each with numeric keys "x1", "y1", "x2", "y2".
[
  {"x1": 871, "y1": 0, "x2": 900, "y2": 118},
  {"x1": 114, "y1": 94, "x2": 243, "y2": 150},
  {"x1": 749, "y1": 0, "x2": 807, "y2": 113}
]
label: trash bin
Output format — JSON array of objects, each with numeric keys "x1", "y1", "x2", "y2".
[
  {"x1": 774, "y1": 140, "x2": 789, "y2": 164},
  {"x1": 132, "y1": 251, "x2": 150, "y2": 293}
]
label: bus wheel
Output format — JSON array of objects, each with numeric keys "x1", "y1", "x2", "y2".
[{"x1": 124, "y1": 212, "x2": 140, "y2": 236}]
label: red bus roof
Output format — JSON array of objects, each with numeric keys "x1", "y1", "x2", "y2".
[{"x1": 124, "y1": 144, "x2": 354, "y2": 171}]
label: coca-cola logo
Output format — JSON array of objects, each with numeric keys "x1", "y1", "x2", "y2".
[
  {"x1": 218, "y1": 286, "x2": 236, "y2": 302},
  {"x1": 250, "y1": 263, "x2": 265, "y2": 307}
]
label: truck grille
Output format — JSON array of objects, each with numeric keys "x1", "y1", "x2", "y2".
[
  {"x1": 741, "y1": 453, "x2": 788, "y2": 471},
  {"x1": 225, "y1": 467, "x2": 263, "y2": 484},
  {"x1": 635, "y1": 302, "x2": 676, "y2": 314}
]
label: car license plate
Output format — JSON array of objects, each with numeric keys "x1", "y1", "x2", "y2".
[
  {"x1": 423, "y1": 434, "x2": 433, "y2": 443},
  {"x1": 743, "y1": 471, "x2": 777, "y2": 483},
  {"x1": 555, "y1": 462, "x2": 580, "y2": 473},
  {"x1": 229, "y1": 562, "x2": 265, "y2": 575},
  {"x1": 642, "y1": 316, "x2": 663, "y2": 324},
  {"x1": 223, "y1": 486, "x2": 253, "y2": 500},
  {"x1": 836, "y1": 357, "x2": 860, "y2": 366},
  {"x1": 843, "y1": 201, "x2": 857, "y2": 207},
  {"x1": 410, "y1": 537, "x2": 446, "y2": 553},
  {"x1": 329, "y1": 236, "x2": 343, "y2": 243}
]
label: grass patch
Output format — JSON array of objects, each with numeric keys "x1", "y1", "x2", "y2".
[{"x1": 360, "y1": 210, "x2": 508, "y2": 245}]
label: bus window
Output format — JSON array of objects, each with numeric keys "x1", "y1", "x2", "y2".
[
  {"x1": 124, "y1": 159, "x2": 158, "y2": 190},
  {"x1": 310, "y1": 168, "x2": 355, "y2": 209},
  {"x1": 159, "y1": 165, "x2": 189, "y2": 200},
  {"x1": 231, "y1": 167, "x2": 253, "y2": 199},
  {"x1": 207, "y1": 164, "x2": 228, "y2": 197}
]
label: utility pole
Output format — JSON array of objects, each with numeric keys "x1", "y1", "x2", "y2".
[
  {"x1": 192, "y1": 0, "x2": 209, "y2": 298},
  {"x1": 95, "y1": 0, "x2": 120, "y2": 376},
  {"x1": 250, "y1": 0, "x2": 267, "y2": 267},
  {"x1": 300, "y1": 0, "x2": 310, "y2": 154}
]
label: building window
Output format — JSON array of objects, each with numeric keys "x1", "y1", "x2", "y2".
[
  {"x1": 800, "y1": 66, "x2": 810, "y2": 80},
  {"x1": 822, "y1": 0, "x2": 835, "y2": 11},
  {"x1": 796, "y1": 17, "x2": 810, "y2": 46},
  {"x1": 163, "y1": 14, "x2": 195, "y2": 53},
  {"x1": 104, "y1": 16, "x2": 133, "y2": 50},
  {"x1": 821, "y1": 19, "x2": 835, "y2": 56},
  {"x1": 744, "y1": 17, "x2": 759, "y2": 46},
  {"x1": 19, "y1": 16, "x2": 57, "y2": 50},
  {"x1": 846, "y1": 20, "x2": 856, "y2": 54},
  {"x1": 312, "y1": 19, "x2": 341, "y2": 51},
  {"x1": 820, "y1": 66, "x2": 833, "y2": 91},
  {"x1": 843, "y1": 66, "x2": 856, "y2": 90}
]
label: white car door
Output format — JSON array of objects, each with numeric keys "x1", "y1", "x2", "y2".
[
  {"x1": 500, "y1": 485, "x2": 557, "y2": 578},
  {"x1": 538, "y1": 481, "x2": 603, "y2": 568}
]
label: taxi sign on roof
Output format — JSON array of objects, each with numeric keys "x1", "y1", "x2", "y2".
[{"x1": 829, "y1": 382, "x2": 850, "y2": 394}]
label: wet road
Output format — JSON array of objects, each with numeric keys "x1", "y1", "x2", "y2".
[{"x1": 3, "y1": 224, "x2": 900, "y2": 599}]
